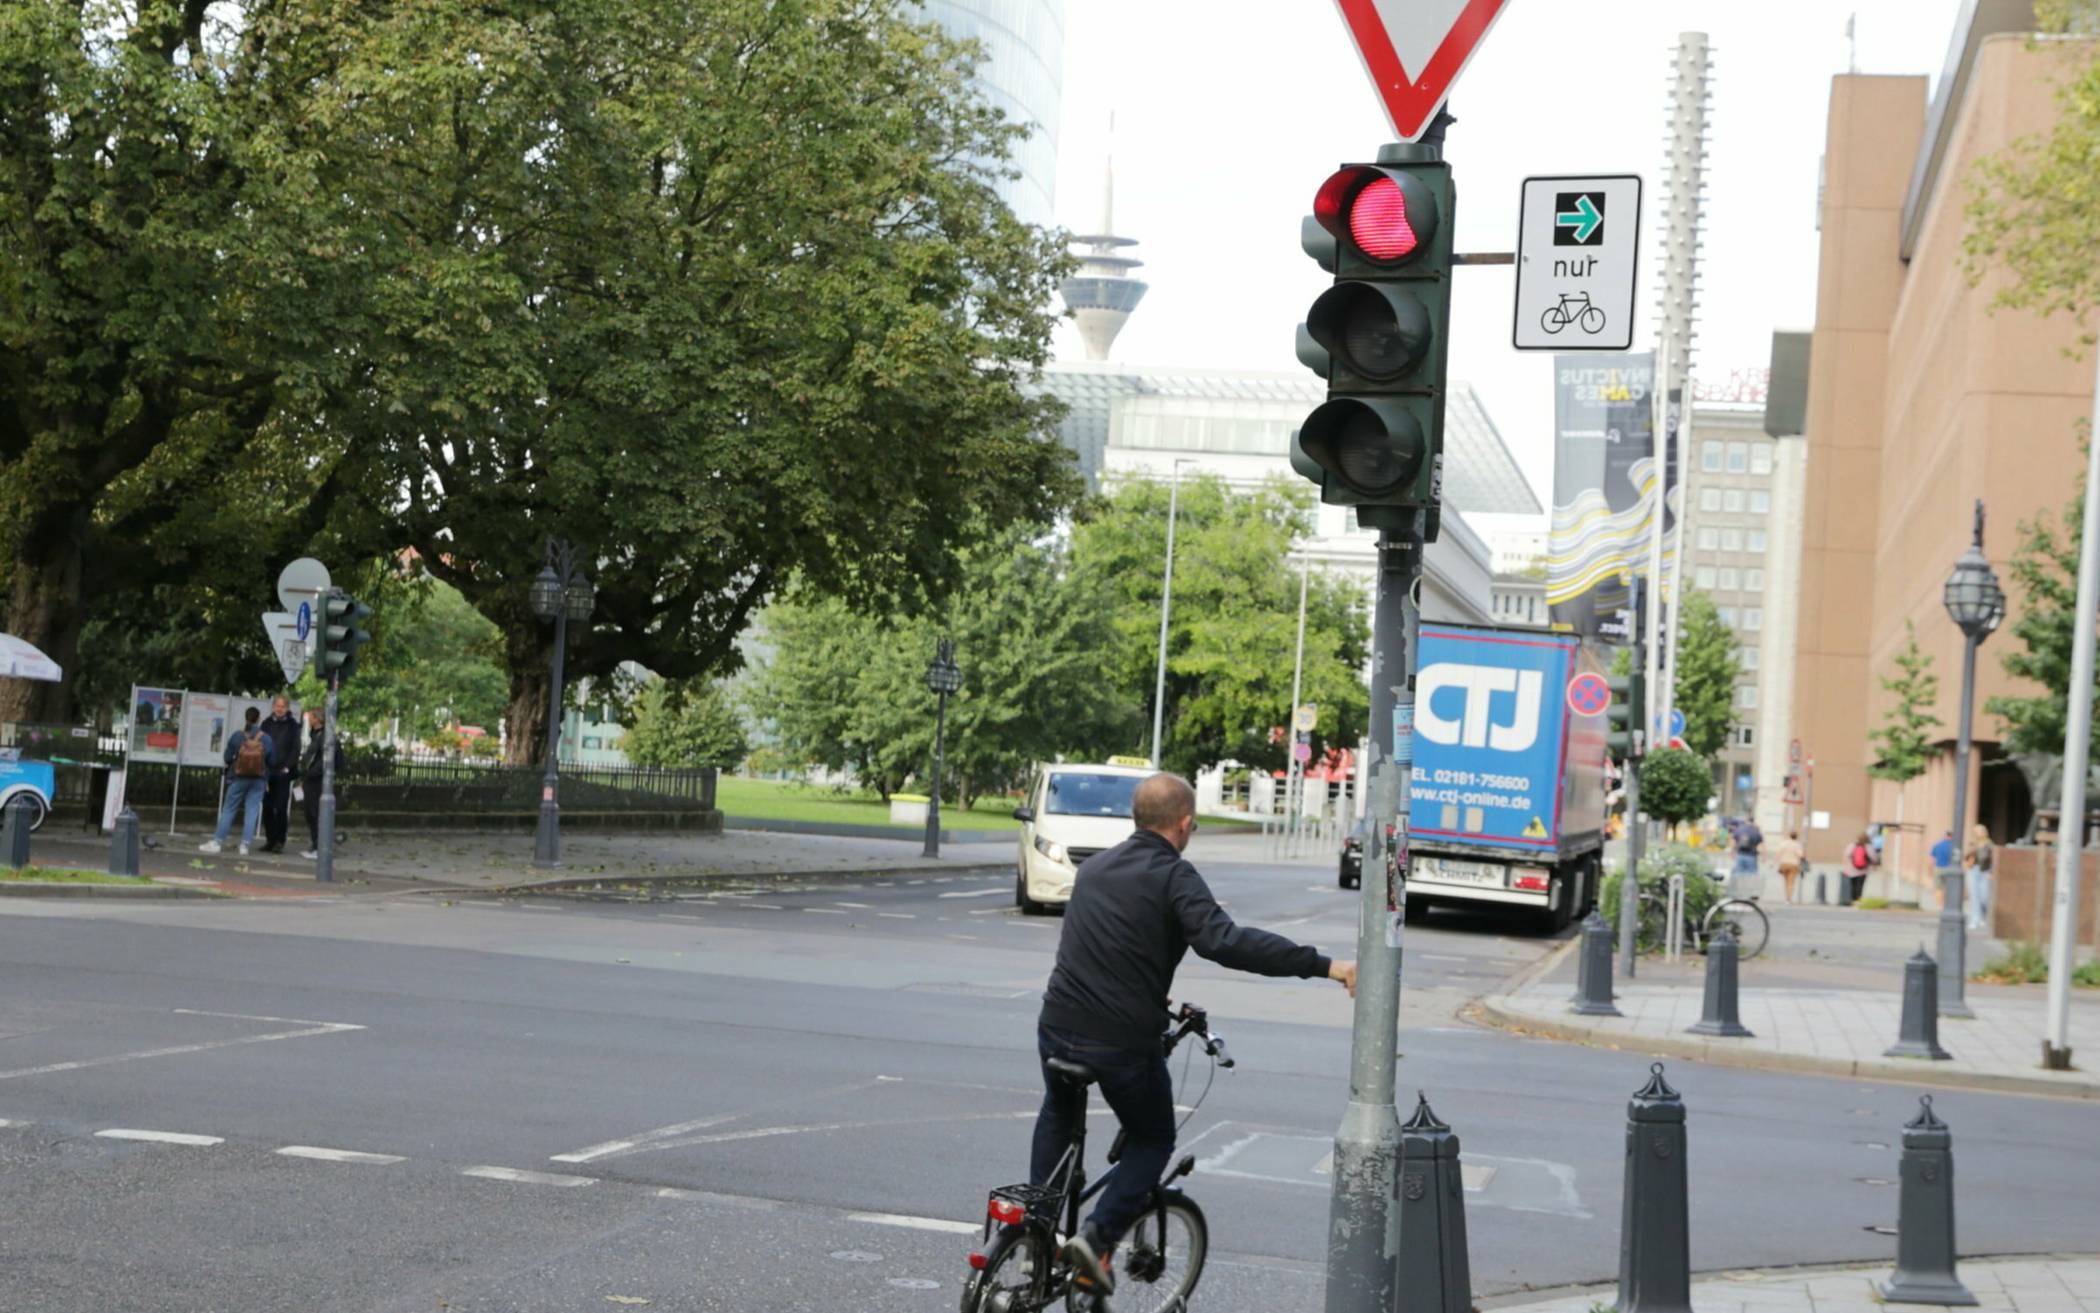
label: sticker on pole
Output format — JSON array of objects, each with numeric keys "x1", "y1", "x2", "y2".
[
  {"x1": 1330, "y1": 0, "x2": 1513, "y2": 142},
  {"x1": 1566, "y1": 671, "x2": 1611, "y2": 717},
  {"x1": 1513, "y1": 175, "x2": 1642, "y2": 351}
]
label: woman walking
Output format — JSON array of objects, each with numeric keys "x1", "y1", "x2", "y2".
[
  {"x1": 1774, "y1": 830, "x2": 1805, "y2": 903},
  {"x1": 1846, "y1": 831, "x2": 1873, "y2": 903},
  {"x1": 1965, "y1": 823, "x2": 1994, "y2": 933}
]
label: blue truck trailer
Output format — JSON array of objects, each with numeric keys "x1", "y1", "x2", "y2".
[{"x1": 1346, "y1": 623, "x2": 1609, "y2": 930}]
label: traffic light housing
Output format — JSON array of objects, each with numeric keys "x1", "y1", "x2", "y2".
[
  {"x1": 1606, "y1": 669, "x2": 1644, "y2": 767},
  {"x1": 317, "y1": 589, "x2": 373, "y2": 685},
  {"x1": 1291, "y1": 147, "x2": 1455, "y2": 537}
]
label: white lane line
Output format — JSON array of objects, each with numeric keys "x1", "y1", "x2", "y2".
[
  {"x1": 277, "y1": 1145, "x2": 405, "y2": 1165},
  {"x1": 659, "y1": 914, "x2": 706, "y2": 923},
  {"x1": 949, "y1": 934, "x2": 982, "y2": 942},
  {"x1": 0, "y1": 1014, "x2": 365, "y2": 1082},
  {"x1": 834, "y1": 902, "x2": 872, "y2": 909},
  {"x1": 967, "y1": 908, "x2": 1004, "y2": 916},
  {"x1": 0, "y1": 1118, "x2": 20, "y2": 1127},
  {"x1": 876, "y1": 912, "x2": 916, "y2": 920},
  {"x1": 742, "y1": 903, "x2": 785, "y2": 911},
  {"x1": 847, "y1": 1211, "x2": 981, "y2": 1236},
  {"x1": 96, "y1": 1129, "x2": 222, "y2": 1146},
  {"x1": 463, "y1": 1166, "x2": 595, "y2": 1187},
  {"x1": 803, "y1": 907, "x2": 848, "y2": 915},
  {"x1": 552, "y1": 1112, "x2": 747, "y2": 1164},
  {"x1": 906, "y1": 880, "x2": 928, "y2": 885},
  {"x1": 938, "y1": 888, "x2": 1005, "y2": 899}
]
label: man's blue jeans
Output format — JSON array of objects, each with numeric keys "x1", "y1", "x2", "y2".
[
  {"x1": 213, "y1": 777, "x2": 266, "y2": 845},
  {"x1": 1030, "y1": 1023, "x2": 1175, "y2": 1249}
]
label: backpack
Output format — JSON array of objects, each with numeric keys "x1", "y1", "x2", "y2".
[
  {"x1": 233, "y1": 731, "x2": 268, "y2": 779},
  {"x1": 1848, "y1": 843, "x2": 1869, "y2": 871}
]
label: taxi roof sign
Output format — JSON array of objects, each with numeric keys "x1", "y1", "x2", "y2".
[{"x1": 1106, "y1": 755, "x2": 1153, "y2": 769}]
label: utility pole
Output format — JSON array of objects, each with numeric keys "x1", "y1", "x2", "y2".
[
  {"x1": 2043, "y1": 361, "x2": 2100, "y2": 1070},
  {"x1": 1148, "y1": 460, "x2": 1190, "y2": 768},
  {"x1": 1285, "y1": 554, "x2": 1311, "y2": 839}
]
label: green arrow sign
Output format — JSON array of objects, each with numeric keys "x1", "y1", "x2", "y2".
[{"x1": 1555, "y1": 194, "x2": 1603, "y2": 243}]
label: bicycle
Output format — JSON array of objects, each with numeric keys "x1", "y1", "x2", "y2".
[
  {"x1": 961, "y1": 1003, "x2": 1232, "y2": 1313},
  {"x1": 1635, "y1": 872, "x2": 1769, "y2": 960},
  {"x1": 1539, "y1": 291, "x2": 1607, "y2": 335}
]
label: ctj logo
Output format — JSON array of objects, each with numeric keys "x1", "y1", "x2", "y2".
[{"x1": 1417, "y1": 664, "x2": 1542, "y2": 752}]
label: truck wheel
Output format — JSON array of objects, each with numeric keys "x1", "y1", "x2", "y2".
[{"x1": 1542, "y1": 875, "x2": 1577, "y2": 933}]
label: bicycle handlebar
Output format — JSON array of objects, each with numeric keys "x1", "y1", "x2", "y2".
[{"x1": 1166, "y1": 1002, "x2": 1233, "y2": 1067}]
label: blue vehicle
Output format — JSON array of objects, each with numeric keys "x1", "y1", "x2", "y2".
[
  {"x1": 0, "y1": 752, "x2": 55, "y2": 831},
  {"x1": 1340, "y1": 624, "x2": 1607, "y2": 931}
]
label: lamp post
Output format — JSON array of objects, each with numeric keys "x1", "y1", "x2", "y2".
[
  {"x1": 922, "y1": 638, "x2": 963, "y2": 859},
  {"x1": 1150, "y1": 459, "x2": 1195, "y2": 768},
  {"x1": 1938, "y1": 500, "x2": 2005, "y2": 1019},
  {"x1": 530, "y1": 538, "x2": 595, "y2": 868}
]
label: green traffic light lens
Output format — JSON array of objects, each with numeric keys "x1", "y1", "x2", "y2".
[
  {"x1": 1307, "y1": 284, "x2": 1431, "y2": 382},
  {"x1": 1330, "y1": 406, "x2": 1418, "y2": 494}
]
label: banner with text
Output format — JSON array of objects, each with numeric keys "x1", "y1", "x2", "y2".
[{"x1": 1545, "y1": 353, "x2": 1676, "y2": 637}]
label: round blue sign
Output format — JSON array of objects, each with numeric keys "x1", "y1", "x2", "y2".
[
  {"x1": 296, "y1": 600, "x2": 312, "y2": 642},
  {"x1": 1667, "y1": 707, "x2": 1687, "y2": 737}
]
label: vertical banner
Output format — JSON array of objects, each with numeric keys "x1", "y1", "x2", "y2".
[
  {"x1": 1545, "y1": 354, "x2": 1662, "y2": 636},
  {"x1": 180, "y1": 692, "x2": 232, "y2": 768},
  {"x1": 127, "y1": 687, "x2": 185, "y2": 762}
]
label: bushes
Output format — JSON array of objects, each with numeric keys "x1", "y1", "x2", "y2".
[
  {"x1": 1973, "y1": 941, "x2": 2100, "y2": 987},
  {"x1": 1599, "y1": 843, "x2": 1722, "y2": 948}
]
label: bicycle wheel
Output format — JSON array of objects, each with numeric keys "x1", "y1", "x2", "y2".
[
  {"x1": 1067, "y1": 1195, "x2": 1207, "y2": 1313},
  {"x1": 1703, "y1": 898, "x2": 1769, "y2": 960},
  {"x1": 967, "y1": 1225, "x2": 1052, "y2": 1313},
  {"x1": 1635, "y1": 891, "x2": 1670, "y2": 954},
  {"x1": 1540, "y1": 306, "x2": 1568, "y2": 334},
  {"x1": 1579, "y1": 306, "x2": 1607, "y2": 333}
]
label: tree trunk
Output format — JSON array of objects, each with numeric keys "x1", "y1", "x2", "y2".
[
  {"x1": 505, "y1": 664, "x2": 551, "y2": 767},
  {"x1": 0, "y1": 517, "x2": 88, "y2": 725}
]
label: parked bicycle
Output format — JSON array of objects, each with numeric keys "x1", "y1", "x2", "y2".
[
  {"x1": 1636, "y1": 871, "x2": 1769, "y2": 959},
  {"x1": 1539, "y1": 290, "x2": 1607, "y2": 335},
  {"x1": 961, "y1": 1003, "x2": 1231, "y2": 1313}
]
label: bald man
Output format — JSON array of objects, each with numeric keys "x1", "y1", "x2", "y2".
[{"x1": 1031, "y1": 771, "x2": 1355, "y2": 1295}]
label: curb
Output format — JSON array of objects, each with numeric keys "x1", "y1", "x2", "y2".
[
  {"x1": 0, "y1": 882, "x2": 221, "y2": 900},
  {"x1": 1463, "y1": 996, "x2": 2099, "y2": 1103},
  {"x1": 451, "y1": 862, "x2": 1016, "y2": 898},
  {"x1": 1474, "y1": 1251, "x2": 2099, "y2": 1310}
]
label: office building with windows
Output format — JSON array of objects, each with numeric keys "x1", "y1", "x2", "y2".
[{"x1": 917, "y1": 1, "x2": 1065, "y2": 228}]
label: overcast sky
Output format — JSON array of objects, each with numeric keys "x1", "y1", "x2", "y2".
[{"x1": 1043, "y1": 0, "x2": 1965, "y2": 533}]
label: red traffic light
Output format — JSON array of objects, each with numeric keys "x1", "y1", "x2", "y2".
[{"x1": 1313, "y1": 166, "x2": 1440, "y2": 266}]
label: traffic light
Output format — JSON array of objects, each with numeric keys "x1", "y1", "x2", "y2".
[
  {"x1": 1606, "y1": 668, "x2": 1644, "y2": 767},
  {"x1": 1290, "y1": 146, "x2": 1455, "y2": 536},
  {"x1": 317, "y1": 589, "x2": 373, "y2": 685}
]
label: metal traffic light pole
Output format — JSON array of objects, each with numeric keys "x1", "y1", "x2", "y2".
[
  {"x1": 1620, "y1": 576, "x2": 1645, "y2": 978},
  {"x1": 317, "y1": 674, "x2": 338, "y2": 884}
]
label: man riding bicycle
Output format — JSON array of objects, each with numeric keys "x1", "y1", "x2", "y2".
[{"x1": 1029, "y1": 772, "x2": 1357, "y2": 1296}]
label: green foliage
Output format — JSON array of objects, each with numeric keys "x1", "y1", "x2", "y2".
[
  {"x1": 1868, "y1": 622, "x2": 1941, "y2": 783},
  {"x1": 1598, "y1": 844, "x2": 1720, "y2": 933},
  {"x1": 303, "y1": 575, "x2": 510, "y2": 741},
  {"x1": 1987, "y1": 483, "x2": 2100, "y2": 759},
  {"x1": 1974, "y1": 940, "x2": 2050, "y2": 984},
  {"x1": 1067, "y1": 475, "x2": 1370, "y2": 777},
  {"x1": 1671, "y1": 587, "x2": 1739, "y2": 758},
  {"x1": 1638, "y1": 747, "x2": 1712, "y2": 827},
  {"x1": 621, "y1": 680, "x2": 749, "y2": 771},
  {"x1": 2076, "y1": 958, "x2": 2100, "y2": 987},
  {"x1": 750, "y1": 528, "x2": 1132, "y2": 804}
]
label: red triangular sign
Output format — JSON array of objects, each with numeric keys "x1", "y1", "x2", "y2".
[{"x1": 1332, "y1": 0, "x2": 1513, "y2": 141}]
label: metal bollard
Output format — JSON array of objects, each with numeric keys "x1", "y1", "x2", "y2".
[
  {"x1": 1875, "y1": 1096, "x2": 1977, "y2": 1306},
  {"x1": 1934, "y1": 868, "x2": 1975, "y2": 1020},
  {"x1": 1838, "y1": 866, "x2": 1855, "y2": 906},
  {"x1": 1885, "y1": 948, "x2": 1953, "y2": 1061},
  {"x1": 1617, "y1": 1063, "x2": 1692, "y2": 1313},
  {"x1": 1571, "y1": 909, "x2": 1623, "y2": 1015},
  {"x1": 1, "y1": 794, "x2": 33, "y2": 870},
  {"x1": 1815, "y1": 870, "x2": 1827, "y2": 904},
  {"x1": 108, "y1": 807, "x2": 141, "y2": 877},
  {"x1": 1686, "y1": 927, "x2": 1754, "y2": 1037},
  {"x1": 1394, "y1": 1093, "x2": 1472, "y2": 1313}
]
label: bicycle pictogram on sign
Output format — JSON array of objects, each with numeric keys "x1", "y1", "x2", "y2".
[
  {"x1": 1566, "y1": 671, "x2": 1611, "y2": 717},
  {"x1": 1540, "y1": 291, "x2": 1606, "y2": 336}
]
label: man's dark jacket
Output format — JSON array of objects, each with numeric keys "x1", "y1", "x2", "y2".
[
  {"x1": 259, "y1": 712, "x2": 301, "y2": 779},
  {"x1": 1039, "y1": 828, "x2": 1331, "y2": 1051},
  {"x1": 299, "y1": 730, "x2": 344, "y2": 783}
]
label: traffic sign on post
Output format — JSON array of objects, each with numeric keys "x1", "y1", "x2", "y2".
[
  {"x1": 1513, "y1": 175, "x2": 1642, "y2": 351},
  {"x1": 261, "y1": 611, "x2": 310, "y2": 685},
  {"x1": 1668, "y1": 707, "x2": 1687, "y2": 738},
  {"x1": 276, "y1": 557, "x2": 331, "y2": 614},
  {"x1": 1331, "y1": 0, "x2": 1513, "y2": 142},
  {"x1": 1294, "y1": 703, "x2": 1320, "y2": 732}
]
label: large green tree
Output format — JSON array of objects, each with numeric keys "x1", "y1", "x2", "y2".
[
  {"x1": 751, "y1": 529, "x2": 1133, "y2": 804},
  {"x1": 621, "y1": 679, "x2": 749, "y2": 771},
  {"x1": 1068, "y1": 476, "x2": 1370, "y2": 778},
  {"x1": 1671, "y1": 586, "x2": 1740, "y2": 758}
]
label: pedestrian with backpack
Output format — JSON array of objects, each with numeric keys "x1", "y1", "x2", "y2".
[
  {"x1": 1846, "y1": 831, "x2": 1873, "y2": 903},
  {"x1": 200, "y1": 705, "x2": 276, "y2": 856}
]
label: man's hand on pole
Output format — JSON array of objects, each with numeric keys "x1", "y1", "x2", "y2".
[{"x1": 1329, "y1": 959, "x2": 1358, "y2": 998}]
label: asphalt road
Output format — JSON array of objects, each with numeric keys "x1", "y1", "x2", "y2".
[{"x1": 0, "y1": 852, "x2": 2094, "y2": 1312}]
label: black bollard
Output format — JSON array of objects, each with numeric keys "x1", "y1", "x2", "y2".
[
  {"x1": 1394, "y1": 1093, "x2": 1472, "y2": 1313},
  {"x1": 1686, "y1": 927, "x2": 1754, "y2": 1037},
  {"x1": 1934, "y1": 869, "x2": 1975, "y2": 1020},
  {"x1": 1885, "y1": 948, "x2": 1953, "y2": 1061},
  {"x1": 1572, "y1": 909, "x2": 1623, "y2": 1016},
  {"x1": 1815, "y1": 869, "x2": 1828, "y2": 904},
  {"x1": 1, "y1": 794, "x2": 33, "y2": 870},
  {"x1": 1876, "y1": 1097, "x2": 1977, "y2": 1306},
  {"x1": 1838, "y1": 865, "x2": 1855, "y2": 906},
  {"x1": 1617, "y1": 1063, "x2": 1692, "y2": 1313},
  {"x1": 108, "y1": 807, "x2": 141, "y2": 877}
]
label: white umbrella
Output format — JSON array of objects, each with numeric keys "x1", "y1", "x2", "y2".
[{"x1": 0, "y1": 634, "x2": 63, "y2": 682}]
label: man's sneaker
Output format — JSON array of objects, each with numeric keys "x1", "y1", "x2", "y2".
[
  {"x1": 301, "y1": 850, "x2": 318, "y2": 861},
  {"x1": 198, "y1": 840, "x2": 222, "y2": 854},
  {"x1": 238, "y1": 843, "x2": 250, "y2": 856},
  {"x1": 1062, "y1": 1232, "x2": 1115, "y2": 1297}
]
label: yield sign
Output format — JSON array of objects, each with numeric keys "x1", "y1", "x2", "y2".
[{"x1": 1332, "y1": 0, "x2": 1513, "y2": 142}]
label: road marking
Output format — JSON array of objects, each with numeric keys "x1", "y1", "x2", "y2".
[
  {"x1": 834, "y1": 902, "x2": 872, "y2": 909},
  {"x1": 97, "y1": 1129, "x2": 223, "y2": 1146},
  {"x1": 876, "y1": 912, "x2": 915, "y2": 920},
  {"x1": 967, "y1": 908, "x2": 1004, "y2": 916},
  {"x1": 848, "y1": 1212, "x2": 980, "y2": 1236},
  {"x1": 552, "y1": 1113, "x2": 746, "y2": 1164},
  {"x1": 938, "y1": 888, "x2": 1005, "y2": 899},
  {"x1": 0, "y1": 1012, "x2": 365, "y2": 1082},
  {"x1": 949, "y1": 934, "x2": 981, "y2": 942},
  {"x1": 463, "y1": 1166, "x2": 595, "y2": 1187},
  {"x1": 906, "y1": 880, "x2": 928, "y2": 885},
  {"x1": 1416, "y1": 954, "x2": 1471, "y2": 964},
  {"x1": 803, "y1": 907, "x2": 848, "y2": 915},
  {"x1": 742, "y1": 903, "x2": 784, "y2": 911},
  {"x1": 277, "y1": 1145, "x2": 406, "y2": 1165},
  {"x1": 659, "y1": 914, "x2": 706, "y2": 922}
]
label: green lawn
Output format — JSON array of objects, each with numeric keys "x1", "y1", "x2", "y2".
[
  {"x1": 713, "y1": 776, "x2": 1262, "y2": 834},
  {"x1": 0, "y1": 866, "x2": 153, "y2": 885}
]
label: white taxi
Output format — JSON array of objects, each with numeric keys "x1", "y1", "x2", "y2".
[{"x1": 1010, "y1": 758, "x2": 1153, "y2": 913}]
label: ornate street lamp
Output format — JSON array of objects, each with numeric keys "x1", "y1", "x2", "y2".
[
  {"x1": 1936, "y1": 499, "x2": 2005, "y2": 1018},
  {"x1": 922, "y1": 638, "x2": 963, "y2": 859},
  {"x1": 531, "y1": 538, "x2": 595, "y2": 867}
]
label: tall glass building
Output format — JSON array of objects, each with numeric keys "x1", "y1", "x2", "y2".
[{"x1": 916, "y1": 1, "x2": 1065, "y2": 229}]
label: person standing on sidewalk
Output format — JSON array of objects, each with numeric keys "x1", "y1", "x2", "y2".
[
  {"x1": 1846, "y1": 832, "x2": 1873, "y2": 903},
  {"x1": 1773, "y1": 830, "x2": 1805, "y2": 903},
  {"x1": 298, "y1": 706, "x2": 343, "y2": 861},
  {"x1": 1731, "y1": 817, "x2": 1764, "y2": 898},
  {"x1": 1965, "y1": 823, "x2": 1994, "y2": 933},
  {"x1": 1930, "y1": 829, "x2": 1956, "y2": 872},
  {"x1": 257, "y1": 695, "x2": 301, "y2": 853},
  {"x1": 199, "y1": 706, "x2": 274, "y2": 856}
]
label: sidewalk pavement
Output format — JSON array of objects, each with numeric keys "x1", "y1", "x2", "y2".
[
  {"x1": 1486, "y1": 1255, "x2": 2100, "y2": 1313},
  {"x1": 1473, "y1": 894, "x2": 2100, "y2": 1100}
]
